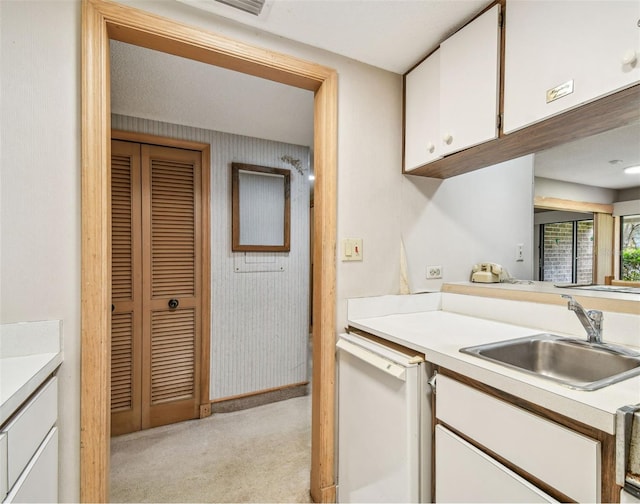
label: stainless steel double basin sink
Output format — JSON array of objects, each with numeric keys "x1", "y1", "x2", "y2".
[{"x1": 461, "y1": 333, "x2": 640, "y2": 391}]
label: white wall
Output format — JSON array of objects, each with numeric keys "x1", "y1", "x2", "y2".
[
  {"x1": 535, "y1": 176, "x2": 617, "y2": 204},
  {"x1": 401, "y1": 155, "x2": 535, "y2": 291},
  {"x1": 0, "y1": 1, "x2": 81, "y2": 501},
  {"x1": 614, "y1": 199, "x2": 640, "y2": 217},
  {"x1": 617, "y1": 187, "x2": 640, "y2": 202}
]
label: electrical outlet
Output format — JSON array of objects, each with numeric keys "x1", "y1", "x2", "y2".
[
  {"x1": 516, "y1": 243, "x2": 524, "y2": 262},
  {"x1": 426, "y1": 265, "x2": 442, "y2": 279}
]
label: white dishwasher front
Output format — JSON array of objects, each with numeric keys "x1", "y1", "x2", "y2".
[{"x1": 337, "y1": 332, "x2": 431, "y2": 503}]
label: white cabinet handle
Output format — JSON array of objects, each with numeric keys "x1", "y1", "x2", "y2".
[
  {"x1": 443, "y1": 134, "x2": 453, "y2": 145},
  {"x1": 622, "y1": 49, "x2": 637, "y2": 66},
  {"x1": 426, "y1": 142, "x2": 435, "y2": 154},
  {"x1": 337, "y1": 338, "x2": 407, "y2": 381}
]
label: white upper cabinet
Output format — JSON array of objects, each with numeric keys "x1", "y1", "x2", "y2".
[
  {"x1": 439, "y1": 4, "x2": 501, "y2": 156},
  {"x1": 404, "y1": 5, "x2": 501, "y2": 171},
  {"x1": 503, "y1": 0, "x2": 640, "y2": 134},
  {"x1": 404, "y1": 49, "x2": 441, "y2": 171}
]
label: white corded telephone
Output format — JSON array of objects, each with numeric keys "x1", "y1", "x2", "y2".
[{"x1": 471, "y1": 263, "x2": 509, "y2": 283}]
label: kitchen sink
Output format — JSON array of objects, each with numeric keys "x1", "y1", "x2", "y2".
[{"x1": 460, "y1": 333, "x2": 640, "y2": 391}]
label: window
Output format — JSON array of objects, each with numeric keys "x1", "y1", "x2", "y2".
[
  {"x1": 620, "y1": 214, "x2": 640, "y2": 281},
  {"x1": 540, "y1": 219, "x2": 593, "y2": 283}
]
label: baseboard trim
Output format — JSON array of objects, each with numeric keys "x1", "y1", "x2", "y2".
[{"x1": 211, "y1": 382, "x2": 309, "y2": 413}]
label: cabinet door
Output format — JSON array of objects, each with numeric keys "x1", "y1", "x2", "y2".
[
  {"x1": 503, "y1": 1, "x2": 640, "y2": 134},
  {"x1": 435, "y1": 425, "x2": 557, "y2": 503},
  {"x1": 4, "y1": 428, "x2": 58, "y2": 504},
  {"x1": 0, "y1": 433, "x2": 7, "y2": 501},
  {"x1": 404, "y1": 49, "x2": 441, "y2": 171},
  {"x1": 436, "y1": 374, "x2": 601, "y2": 503},
  {"x1": 440, "y1": 4, "x2": 501, "y2": 156}
]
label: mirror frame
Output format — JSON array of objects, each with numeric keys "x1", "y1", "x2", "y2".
[{"x1": 231, "y1": 162, "x2": 291, "y2": 252}]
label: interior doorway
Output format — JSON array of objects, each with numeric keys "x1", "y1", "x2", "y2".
[{"x1": 81, "y1": 1, "x2": 338, "y2": 502}]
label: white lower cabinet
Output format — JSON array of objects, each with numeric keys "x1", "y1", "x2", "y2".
[
  {"x1": 435, "y1": 374, "x2": 601, "y2": 503},
  {"x1": 435, "y1": 425, "x2": 556, "y2": 503},
  {"x1": 0, "y1": 434, "x2": 7, "y2": 501},
  {"x1": 1, "y1": 377, "x2": 58, "y2": 503},
  {"x1": 4, "y1": 429, "x2": 57, "y2": 504}
]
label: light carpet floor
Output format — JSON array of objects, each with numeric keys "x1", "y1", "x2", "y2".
[{"x1": 110, "y1": 395, "x2": 312, "y2": 503}]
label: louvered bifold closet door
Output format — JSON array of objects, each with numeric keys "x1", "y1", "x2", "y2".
[
  {"x1": 141, "y1": 144, "x2": 202, "y2": 429},
  {"x1": 110, "y1": 140, "x2": 143, "y2": 436}
]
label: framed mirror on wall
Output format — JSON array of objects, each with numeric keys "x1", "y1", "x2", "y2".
[{"x1": 232, "y1": 162, "x2": 291, "y2": 252}]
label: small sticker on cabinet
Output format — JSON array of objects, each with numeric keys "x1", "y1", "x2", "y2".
[{"x1": 546, "y1": 79, "x2": 574, "y2": 104}]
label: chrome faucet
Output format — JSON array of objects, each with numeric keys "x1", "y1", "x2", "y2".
[{"x1": 561, "y1": 295, "x2": 604, "y2": 344}]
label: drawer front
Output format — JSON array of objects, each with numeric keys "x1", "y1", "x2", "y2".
[
  {"x1": 436, "y1": 425, "x2": 557, "y2": 503},
  {"x1": 3, "y1": 377, "x2": 57, "y2": 489},
  {"x1": 0, "y1": 433, "x2": 7, "y2": 501},
  {"x1": 436, "y1": 375, "x2": 600, "y2": 502},
  {"x1": 3, "y1": 427, "x2": 58, "y2": 504}
]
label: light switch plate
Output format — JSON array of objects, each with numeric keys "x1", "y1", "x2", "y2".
[{"x1": 342, "y1": 238, "x2": 363, "y2": 261}]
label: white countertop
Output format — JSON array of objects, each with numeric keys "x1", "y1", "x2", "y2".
[
  {"x1": 349, "y1": 308, "x2": 640, "y2": 435},
  {"x1": 0, "y1": 320, "x2": 63, "y2": 425}
]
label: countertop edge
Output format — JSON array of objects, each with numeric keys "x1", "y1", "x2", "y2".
[
  {"x1": 348, "y1": 316, "x2": 620, "y2": 434},
  {"x1": 0, "y1": 352, "x2": 63, "y2": 426}
]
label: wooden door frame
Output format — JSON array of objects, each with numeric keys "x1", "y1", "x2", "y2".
[{"x1": 81, "y1": 1, "x2": 338, "y2": 502}]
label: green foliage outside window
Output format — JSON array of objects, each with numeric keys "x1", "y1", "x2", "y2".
[
  {"x1": 622, "y1": 248, "x2": 640, "y2": 281},
  {"x1": 621, "y1": 215, "x2": 640, "y2": 281}
]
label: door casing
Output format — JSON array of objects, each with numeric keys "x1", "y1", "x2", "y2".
[{"x1": 81, "y1": 0, "x2": 338, "y2": 502}]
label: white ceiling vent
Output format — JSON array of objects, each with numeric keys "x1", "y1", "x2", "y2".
[
  {"x1": 177, "y1": 0, "x2": 271, "y2": 20},
  {"x1": 214, "y1": 0, "x2": 265, "y2": 16}
]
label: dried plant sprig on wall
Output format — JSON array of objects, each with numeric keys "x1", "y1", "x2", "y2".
[{"x1": 280, "y1": 155, "x2": 304, "y2": 176}]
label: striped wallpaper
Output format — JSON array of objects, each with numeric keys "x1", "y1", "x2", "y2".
[{"x1": 112, "y1": 114, "x2": 311, "y2": 400}]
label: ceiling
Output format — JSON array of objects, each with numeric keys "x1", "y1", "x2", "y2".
[
  {"x1": 110, "y1": 40, "x2": 315, "y2": 147},
  {"x1": 176, "y1": 0, "x2": 489, "y2": 74},
  {"x1": 534, "y1": 120, "x2": 640, "y2": 190}
]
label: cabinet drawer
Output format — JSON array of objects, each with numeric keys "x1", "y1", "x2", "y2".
[
  {"x1": 436, "y1": 375, "x2": 600, "y2": 502},
  {"x1": 0, "y1": 433, "x2": 7, "y2": 501},
  {"x1": 436, "y1": 425, "x2": 557, "y2": 502},
  {"x1": 2, "y1": 377, "x2": 57, "y2": 490},
  {"x1": 3, "y1": 427, "x2": 58, "y2": 504}
]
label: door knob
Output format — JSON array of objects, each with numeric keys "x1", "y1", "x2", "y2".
[
  {"x1": 168, "y1": 298, "x2": 179, "y2": 309},
  {"x1": 443, "y1": 134, "x2": 453, "y2": 145}
]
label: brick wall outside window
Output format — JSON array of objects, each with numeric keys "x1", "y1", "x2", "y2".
[{"x1": 542, "y1": 220, "x2": 593, "y2": 283}]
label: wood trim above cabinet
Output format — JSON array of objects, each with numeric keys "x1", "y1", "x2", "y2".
[{"x1": 406, "y1": 83, "x2": 640, "y2": 179}]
